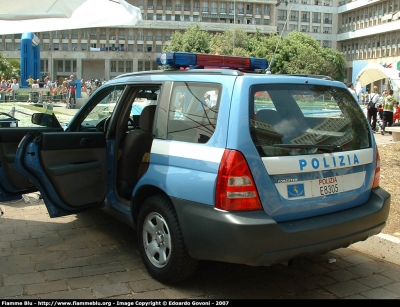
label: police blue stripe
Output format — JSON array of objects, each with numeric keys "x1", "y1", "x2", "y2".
[{"x1": 135, "y1": 140, "x2": 224, "y2": 206}]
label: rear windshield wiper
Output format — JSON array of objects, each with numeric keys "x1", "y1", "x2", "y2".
[{"x1": 273, "y1": 144, "x2": 342, "y2": 153}]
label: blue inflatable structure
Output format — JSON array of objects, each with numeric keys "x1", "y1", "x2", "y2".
[{"x1": 20, "y1": 32, "x2": 40, "y2": 88}]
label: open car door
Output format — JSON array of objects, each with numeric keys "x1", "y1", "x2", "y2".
[
  {"x1": 9, "y1": 84, "x2": 126, "y2": 216},
  {"x1": 0, "y1": 113, "x2": 63, "y2": 201},
  {"x1": 15, "y1": 131, "x2": 107, "y2": 217}
]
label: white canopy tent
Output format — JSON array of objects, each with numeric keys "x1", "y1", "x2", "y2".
[
  {"x1": 0, "y1": 0, "x2": 142, "y2": 35},
  {"x1": 354, "y1": 63, "x2": 400, "y2": 100}
]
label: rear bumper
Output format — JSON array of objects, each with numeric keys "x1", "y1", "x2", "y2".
[{"x1": 173, "y1": 187, "x2": 390, "y2": 266}]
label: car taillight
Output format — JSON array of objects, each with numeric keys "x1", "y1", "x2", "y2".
[
  {"x1": 215, "y1": 149, "x2": 262, "y2": 211},
  {"x1": 372, "y1": 146, "x2": 380, "y2": 188}
]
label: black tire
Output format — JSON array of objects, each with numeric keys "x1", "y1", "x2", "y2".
[{"x1": 137, "y1": 194, "x2": 199, "y2": 283}]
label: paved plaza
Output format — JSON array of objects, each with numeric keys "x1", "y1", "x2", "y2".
[{"x1": 0, "y1": 193, "x2": 400, "y2": 299}]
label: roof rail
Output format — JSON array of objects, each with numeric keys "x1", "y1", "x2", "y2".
[{"x1": 285, "y1": 74, "x2": 334, "y2": 81}]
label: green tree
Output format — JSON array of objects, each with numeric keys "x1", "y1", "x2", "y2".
[
  {"x1": 210, "y1": 28, "x2": 250, "y2": 56},
  {"x1": 163, "y1": 27, "x2": 346, "y2": 81},
  {"x1": 263, "y1": 31, "x2": 346, "y2": 81},
  {"x1": 0, "y1": 53, "x2": 20, "y2": 80},
  {"x1": 320, "y1": 47, "x2": 346, "y2": 81},
  {"x1": 164, "y1": 24, "x2": 211, "y2": 53}
]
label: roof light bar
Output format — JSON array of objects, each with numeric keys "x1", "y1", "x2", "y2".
[{"x1": 157, "y1": 52, "x2": 268, "y2": 71}]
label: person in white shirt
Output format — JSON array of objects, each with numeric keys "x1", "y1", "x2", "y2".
[
  {"x1": 347, "y1": 82, "x2": 357, "y2": 102},
  {"x1": 366, "y1": 86, "x2": 380, "y2": 132},
  {"x1": 9, "y1": 78, "x2": 19, "y2": 101},
  {"x1": 30, "y1": 80, "x2": 39, "y2": 103}
]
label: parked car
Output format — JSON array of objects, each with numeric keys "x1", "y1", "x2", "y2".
[{"x1": 0, "y1": 52, "x2": 390, "y2": 283}]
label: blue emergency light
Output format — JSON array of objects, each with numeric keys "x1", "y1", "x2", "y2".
[{"x1": 156, "y1": 52, "x2": 268, "y2": 71}]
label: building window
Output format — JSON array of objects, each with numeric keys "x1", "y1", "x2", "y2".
[
  {"x1": 137, "y1": 44, "x2": 143, "y2": 52},
  {"x1": 71, "y1": 30, "x2": 78, "y2": 39},
  {"x1": 126, "y1": 61, "x2": 132, "y2": 72},
  {"x1": 62, "y1": 31, "x2": 69, "y2": 39},
  {"x1": 57, "y1": 60, "x2": 63, "y2": 72},
  {"x1": 118, "y1": 61, "x2": 124, "y2": 72},
  {"x1": 62, "y1": 43, "x2": 68, "y2": 51},
  {"x1": 111, "y1": 61, "x2": 116, "y2": 72},
  {"x1": 81, "y1": 43, "x2": 87, "y2": 50},
  {"x1": 128, "y1": 44, "x2": 134, "y2": 51},
  {"x1": 65, "y1": 60, "x2": 71, "y2": 72}
]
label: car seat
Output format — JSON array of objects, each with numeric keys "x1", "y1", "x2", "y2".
[{"x1": 117, "y1": 105, "x2": 156, "y2": 199}]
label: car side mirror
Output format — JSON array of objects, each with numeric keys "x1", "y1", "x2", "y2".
[{"x1": 31, "y1": 113, "x2": 62, "y2": 128}]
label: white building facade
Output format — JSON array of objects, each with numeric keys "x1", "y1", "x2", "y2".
[{"x1": 337, "y1": 0, "x2": 400, "y2": 91}]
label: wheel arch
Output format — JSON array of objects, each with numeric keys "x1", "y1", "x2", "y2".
[{"x1": 131, "y1": 185, "x2": 171, "y2": 225}]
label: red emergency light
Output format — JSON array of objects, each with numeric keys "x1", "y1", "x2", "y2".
[{"x1": 156, "y1": 52, "x2": 268, "y2": 71}]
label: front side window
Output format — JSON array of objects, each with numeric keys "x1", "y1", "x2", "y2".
[
  {"x1": 250, "y1": 83, "x2": 370, "y2": 157},
  {"x1": 62, "y1": 86, "x2": 126, "y2": 132},
  {"x1": 166, "y1": 82, "x2": 221, "y2": 143}
]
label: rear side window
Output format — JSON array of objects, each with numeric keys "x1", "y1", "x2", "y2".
[
  {"x1": 167, "y1": 82, "x2": 221, "y2": 144},
  {"x1": 250, "y1": 83, "x2": 370, "y2": 157}
]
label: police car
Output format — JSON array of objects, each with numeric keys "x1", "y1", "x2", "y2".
[{"x1": 0, "y1": 52, "x2": 390, "y2": 283}]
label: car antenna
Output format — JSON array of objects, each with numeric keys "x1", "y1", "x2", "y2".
[{"x1": 266, "y1": 2, "x2": 293, "y2": 75}]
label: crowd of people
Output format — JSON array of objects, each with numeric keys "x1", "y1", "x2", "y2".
[
  {"x1": 0, "y1": 75, "x2": 108, "y2": 106},
  {"x1": 357, "y1": 86, "x2": 400, "y2": 135},
  {"x1": 0, "y1": 77, "x2": 20, "y2": 101}
]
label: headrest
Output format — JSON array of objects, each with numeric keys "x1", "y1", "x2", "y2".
[{"x1": 139, "y1": 105, "x2": 156, "y2": 132}]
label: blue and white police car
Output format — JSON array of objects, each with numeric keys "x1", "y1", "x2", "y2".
[{"x1": 0, "y1": 52, "x2": 390, "y2": 283}]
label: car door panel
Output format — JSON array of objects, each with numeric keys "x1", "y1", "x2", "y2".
[
  {"x1": 0, "y1": 128, "x2": 61, "y2": 198},
  {"x1": 15, "y1": 131, "x2": 107, "y2": 217}
]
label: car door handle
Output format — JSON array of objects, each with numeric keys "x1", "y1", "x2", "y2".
[{"x1": 80, "y1": 138, "x2": 94, "y2": 147}]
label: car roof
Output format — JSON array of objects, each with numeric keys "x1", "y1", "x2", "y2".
[{"x1": 108, "y1": 69, "x2": 341, "y2": 87}]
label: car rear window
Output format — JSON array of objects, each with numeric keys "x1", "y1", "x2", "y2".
[{"x1": 250, "y1": 83, "x2": 370, "y2": 157}]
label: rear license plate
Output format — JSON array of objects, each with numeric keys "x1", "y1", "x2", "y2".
[{"x1": 311, "y1": 176, "x2": 343, "y2": 196}]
